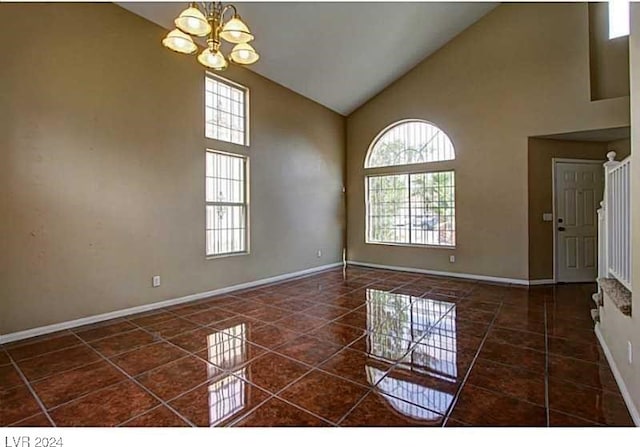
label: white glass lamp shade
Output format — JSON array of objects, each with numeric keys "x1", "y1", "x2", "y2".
[
  {"x1": 219, "y1": 16, "x2": 254, "y2": 44},
  {"x1": 175, "y1": 6, "x2": 211, "y2": 37},
  {"x1": 162, "y1": 29, "x2": 198, "y2": 54},
  {"x1": 230, "y1": 43, "x2": 260, "y2": 65},
  {"x1": 198, "y1": 48, "x2": 228, "y2": 70}
]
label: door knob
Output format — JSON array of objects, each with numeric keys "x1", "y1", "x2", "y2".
[{"x1": 558, "y1": 227, "x2": 566, "y2": 232}]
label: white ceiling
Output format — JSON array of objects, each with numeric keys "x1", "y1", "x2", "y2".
[{"x1": 117, "y1": 2, "x2": 498, "y2": 115}]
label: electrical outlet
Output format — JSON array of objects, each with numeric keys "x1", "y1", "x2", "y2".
[
  {"x1": 628, "y1": 341, "x2": 633, "y2": 364},
  {"x1": 317, "y1": 250, "x2": 322, "y2": 258},
  {"x1": 152, "y1": 276, "x2": 161, "y2": 288},
  {"x1": 449, "y1": 255, "x2": 456, "y2": 263}
]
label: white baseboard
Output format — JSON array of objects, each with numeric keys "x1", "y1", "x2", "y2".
[
  {"x1": 0, "y1": 262, "x2": 343, "y2": 345},
  {"x1": 528, "y1": 279, "x2": 555, "y2": 285},
  {"x1": 595, "y1": 324, "x2": 640, "y2": 426},
  {"x1": 347, "y1": 260, "x2": 531, "y2": 285}
]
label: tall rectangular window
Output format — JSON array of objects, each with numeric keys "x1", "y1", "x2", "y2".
[
  {"x1": 206, "y1": 150, "x2": 248, "y2": 257},
  {"x1": 366, "y1": 171, "x2": 455, "y2": 247},
  {"x1": 205, "y1": 74, "x2": 248, "y2": 146},
  {"x1": 609, "y1": 0, "x2": 630, "y2": 39}
]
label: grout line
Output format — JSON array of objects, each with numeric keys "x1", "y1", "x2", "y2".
[
  {"x1": 6, "y1": 351, "x2": 57, "y2": 427},
  {"x1": 68, "y1": 332, "x2": 196, "y2": 428}
]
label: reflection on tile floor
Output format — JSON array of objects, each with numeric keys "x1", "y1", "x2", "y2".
[{"x1": 1, "y1": 266, "x2": 634, "y2": 427}]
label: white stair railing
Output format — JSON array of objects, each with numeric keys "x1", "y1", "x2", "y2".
[{"x1": 599, "y1": 151, "x2": 632, "y2": 291}]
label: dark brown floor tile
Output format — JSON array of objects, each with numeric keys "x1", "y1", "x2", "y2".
[
  {"x1": 166, "y1": 300, "x2": 219, "y2": 317},
  {"x1": 244, "y1": 306, "x2": 293, "y2": 323},
  {"x1": 455, "y1": 300, "x2": 501, "y2": 314},
  {"x1": 197, "y1": 338, "x2": 266, "y2": 370},
  {"x1": 169, "y1": 376, "x2": 269, "y2": 426},
  {"x1": 395, "y1": 345, "x2": 476, "y2": 387},
  {"x1": 136, "y1": 355, "x2": 215, "y2": 402},
  {"x1": 321, "y1": 296, "x2": 367, "y2": 310},
  {"x1": 546, "y1": 324, "x2": 597, "y2": 343},
  {"x1": 167, "y1": 328, "x2": 215, "y2": 353},
  {"x1": 9, "y1": 412, "x2": 52, "y2": 427},
  {"x1": 309, "y1": 322, "x2": 365, "y2": 346},
  {"x1": 486, "y1": 327, "x2": 545, "y2": 352},
  {"x1": 50, "y1": 380, "x2": 159, "y2": 427},
  {"x1": 492, "y1": 309, "x2": 545, "y2": 334},
  {"x1": 208, "y1": 315, "x2": 267, "y2": 333},
  {"x1": 549, "y1": 410, "x2": 603, "y2": 427},
  {"x1": 274, "y1": 313, "x2": 329, "y2": 334},
  {"x1": 478, "y1": 340, "x2": 546, "y2": 372},
  {"x1": 305, "y1": 303, "x2": 351, "y2": 321},
  {"x1": 547, "y1": 315, "x2": 595, "y2": 332},
  {"x1": 275, "y1": 335, "x2": 342, "y2": 366},
  {"x1": 271, "y1": 299, "x2": 317, "y2": 313},
  {"x1": 0, "y1": 364, "x2": 24, "y2": 392},
  {"x1": 144, "y1": 318, "x2": 200, "y2": 339},
  {"x1": 122, "y1": 405, "x2": 189, "y2": 427},
  {"x1": 0, "y1": 350, "x2": 10, "y2": 366},
  {"x1": 279, "y1": 370, "x2": 368, "y2": 423},
  {"x1": 450, "y1": 384, "x2": 546, "y2": 427},
  {"x1": 234, "y1": 397, "x2": 330, "y2": 427},
  {"x1": 319, "y1": 348, "x2": 393, "y2": 387},
  {"x1": 548, "y1": 355, "x2": 619, "y2": 393},
  {"x1": 548, "y1": 377, "x2": 633, "y2": 426},
  {"x1": 127, "y1": 310, "x2": 175, "y2": 326},
  {"x1": 89, "y1": 329, "x2": 157, "y2": 357},
  {"x1": 548, "y1": 336, "x2": 606, "y2": 363},
  {"x1": 17, "y1": 345, "x2": 102, "y2": 381},
  {"x1": 242, "y1": 352, "x2": 310, "y2": 393},
  {"x1": 444, "y1": 417, "x2": 471, "y2": 426},
  {"x1": 341, "y1": 391, "x2": 444, "y2": 426},
  {"x1": 466, "y1": 359, "x2": 545, "y2": 406},
  {"x1": 181, "y1": 308, "x2": 236, "y2": 326},
  {"x1": 31, "y1": 360, "x2": 126, "y2": 409},
  {"x1": 7, "y1": 334, "x2": 81, "y2": 361},
  {"x1": 0, "y1": 385, "x2": 42, "y2": 425},
  {"x1": 333, "y1": 309, "x2": 369, "y2": 330},
  {"x1": 241, "y1": 324, "x2": 300, "y2": 350},
  {"x1": 111, "y1": 341, "x2": 186, "y2": 376},
  {"x1": 73, "y1": 319, "x2": 137, "y2": 342}
]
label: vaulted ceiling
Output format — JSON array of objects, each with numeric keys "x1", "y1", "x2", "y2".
[{"x1": 118, "y1": 2, "x2": 498, "y2": 115}]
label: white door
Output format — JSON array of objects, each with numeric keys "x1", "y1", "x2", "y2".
[{"x1": 554, "y1": 161, "x2": 603, "y2": 283}]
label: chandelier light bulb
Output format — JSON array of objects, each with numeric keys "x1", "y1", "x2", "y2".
[
  {"x1": 230, "y1": 42, "x2": 260, "y2": 65},
  {"x1": 175, "y1": 5, "x2": 211, "y2": 37},
  {"x1": 198, "y1": 47, "x2": 229, "y2": 70},
  {"x1": 162, "y1": 29, "x2": 198, "y2": 54},
  {"x1": 219, "y1": 16, "x2": 254, "y2": 44}
]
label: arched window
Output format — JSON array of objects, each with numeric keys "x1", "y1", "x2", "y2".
[{"x1": 365, "y1": 120, "x2": 456, "y2": 247}]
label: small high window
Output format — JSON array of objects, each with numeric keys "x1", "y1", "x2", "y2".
[
  {"x1": 609, "y1": 0, "x2": 630, "y2": 39},
  {"x1": 205, "y1": 74, "x2": 249, "y2": 146},
  {"x1": 365, "y1": 120, "x2": 456, "y2": 247}
]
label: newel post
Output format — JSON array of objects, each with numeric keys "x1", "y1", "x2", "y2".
[{"x1": 601, "y1": 151, "x2": 620, "y2": 280}]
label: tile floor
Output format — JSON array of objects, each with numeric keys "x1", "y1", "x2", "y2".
[{"x1": 1, "y1": 266, "x2": 634, "y2": 427}]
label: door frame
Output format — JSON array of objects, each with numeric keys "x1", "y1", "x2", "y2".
[{"x1": 551, "y1": 158, "x2": 604, "y2": 284}]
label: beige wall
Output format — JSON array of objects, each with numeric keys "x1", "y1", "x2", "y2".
[
  {"x1": 0, "y1": 3, "x2": 345, "y2": 334},
  {"x1": 607, "y1": 137, "x2": 632, "y2": 156},
  {"x1": 598, "y1": 1, "x2": 640, "y2": 423},
  {"x1": 527, "y1": 138, "x2": 613, "y2": 280},
  {"x1": 589, "y1": 2, "x2": 630, "y2": 100},
  {"x1": 346, "y1": 2, "x2": 629, "y2": 281}
]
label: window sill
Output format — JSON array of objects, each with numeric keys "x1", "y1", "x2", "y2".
[
  {"x1": 206, "y1": 251, "x2": 250, "y2": 260},
  {"x1": 365, "y1": 241, "x2": 456, "y2": 250}
]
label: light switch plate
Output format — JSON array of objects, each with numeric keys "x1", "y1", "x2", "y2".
[{"x1": 543, "y1": 213, "x2": 553, "y2": 222}]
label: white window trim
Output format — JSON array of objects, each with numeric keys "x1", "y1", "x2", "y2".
[
  {"x1": 205, "y1": 149, "x2": 250, "y2": 259},
  {"x1": 205, "y1": 72, "x2": 251, "y2": 147}
]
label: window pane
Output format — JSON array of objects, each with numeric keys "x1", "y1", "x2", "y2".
[
  {"x1": 410, "y1": 171, "x2": 455, "y2": 246},
  {"x1": 367, "y1": 174, "x2": 409, "y2": 244},
  {"x1": 206, "y1": 151, "x2": 248, "y2": 256},
  {"x1": 366, "y1": 121, "x2": 455, "y2": 168},
  {"x1": 205, "y1": 75, "x2": 248, "y2": 146}
]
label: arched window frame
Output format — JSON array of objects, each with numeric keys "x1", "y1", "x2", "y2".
[{"x1": 364, "y1": 119, "x2": 456, "y2": 248}]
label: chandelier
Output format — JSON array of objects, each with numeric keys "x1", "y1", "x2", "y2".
[{"x1": 162, "y1": 2, "x2": 259, "y2": 71}]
